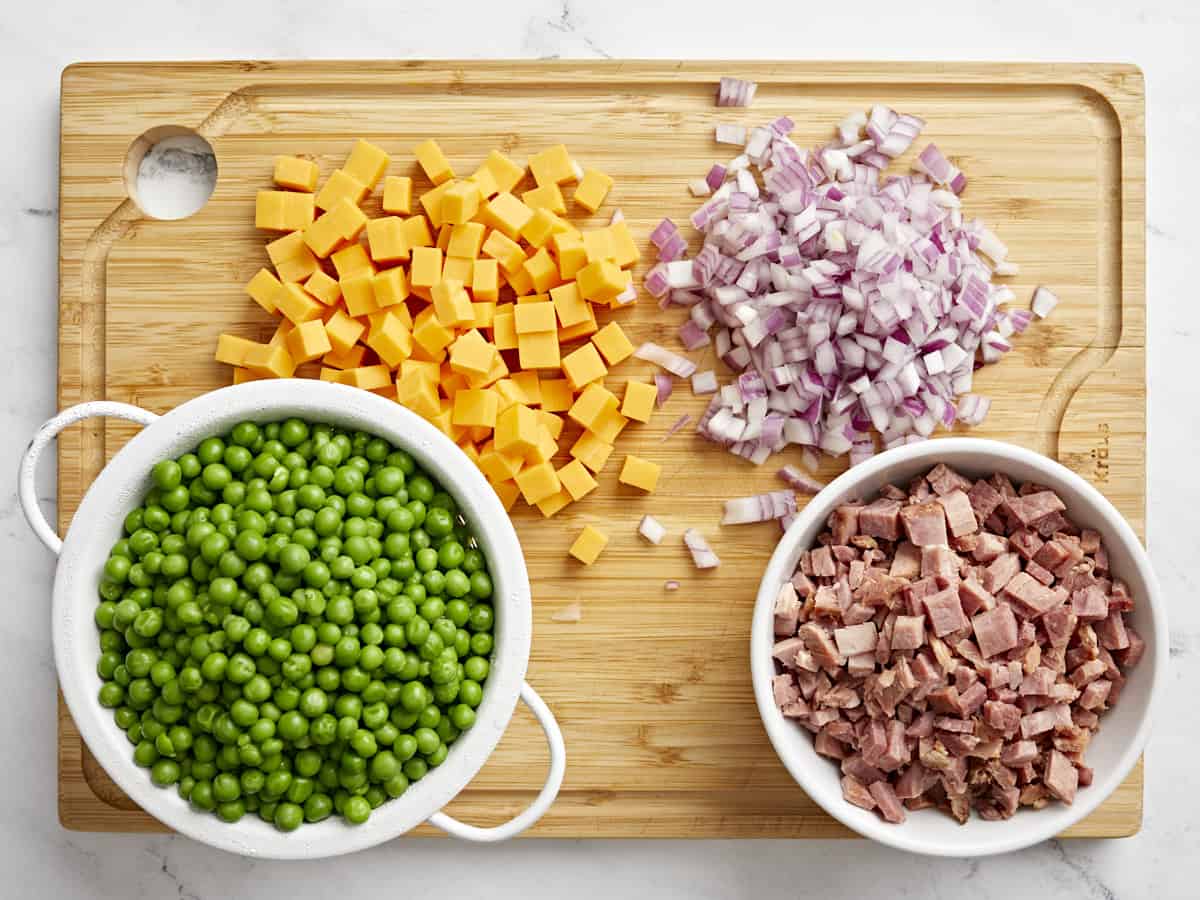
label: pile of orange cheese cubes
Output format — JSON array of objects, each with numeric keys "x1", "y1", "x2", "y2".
[{"x1": 215, "y1": 138, "x2": 662, "y2": 518}]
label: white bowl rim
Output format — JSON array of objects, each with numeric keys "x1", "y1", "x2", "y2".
[
  {"x1": 750, "y1": 437, "x2": 1166, "y2": 857},
  {"x1": 51, "y1": 380, "x2": 533, "y2": 859}
]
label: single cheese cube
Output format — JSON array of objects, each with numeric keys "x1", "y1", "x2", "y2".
[
  {"x1": 539, "y1": 379, "x2": 573, "y2": 413},
  {"x1": 268, "y1": 318, "x2": 295, "y2": 348},
  {"x1": 441, "y1": 180, "x2": 482, "y2": 225},
  {"x1": 468, "y1": 164, "x2": 499, "y2": 199},
  {"x1": 324, "y1": 343, "x2": 367, "y2": 370},
  {"x1": 504, "y1": 264, "x2": 535, "y2": 297},
  {"x1": 621, "y1": 380, "x2": 657, "y2": 423},
  {"x1": 557, "y1": 459, "x2": 598, "y2": 501},
  {"x1": 442, "y1": 256, "x2": 474, "y2": 285},
  {"x1": 266, "y1": 231, "x2": 318, "y2": 282},
  {"x1": 448, "y1": 328, "x2": 496, "y2": 376},
  {"x1": 431, "y1": 279, "x2": 474, "y2": 326},
  {"x1": 592, "y1": 321, "x2": 635, "y2": 366},
  {"x1": 327, "y1": 198, "x2": 368, "y2": 240},
  {"x1": 246, "y1": 268, "x2": 282, "y2": 314},
  {"x1": 513, "y1": 300, "x2": 556, "y2": 335},
  {"x1": 400, "y1": 358, "x2": 441, "y2": 383},
  {"x1": 401, "y1": 215, "x2": 434, "y2": 249},
  {"x1": 494, "y1": 403, "x2": 540, "y2": 455},
  {"x1": 509, "y1": 370, "x2": 542, "y2": 406},
  {"x1": 606, "y1": 220, "x2": 642, "y2": 268},
  {"x1": 568, "y1": 382, "x2": 618, "y2": 431},
  {"x1": 304, "y1": 270, "x2": 341, "y2": 306},
  {"x1": 382, "y1": 176, "x2": 413, "y2": 214},
  {"x1": 440, "y1": 367, "x2": 470, "y2": 398},
  {"x1": 521, "y1": 182, "x2": 566, "y2": 215},
  {"x1": 412, "y1": 306, "x2": 456, "y2": 357},
  {"x1": 244, "y1": 342, "x2": 296, "y2": 378},
  {"x1": 325, "y1": 308, "x2": 366, "y2": 354},
  {"x1": 466, "y1": 350, "x2": 508, "y2": 389},
  {"x1": 232, "y1": 367, "x2": 265, "y2": 384},
  {"x1": 397, "y1": 370, "x2": 441, "y2": 419},
  {"x1": 491, "y1": 479, "x2": 521, "y2": 512},
  {"x1": 414, "y1": 140, "x2": 455, "y2": 186},
  {"x1": 574, "y1": 168, "x2": 613, "y2": 213},
  {"x1": 619, "y1": 455, "x2": 661, "y2": 493},
  {"x1": 286, "y1": 318, "x2": 334, "y2": 364},
  {"x1": 582, "y1": 228, "x2": 616, "y2": 264},
  {"x1": 435, "y1": 223, "x2": 453, "y2": 253},
  {"x1": 419, "y1": 180, "x2": 456, "y2": 229},
  {"x1": 551, "y1": 232, "x2": 588, "y2": 280},
  {"x1": 539, "y1": 410, "x2": 565, "y2": 440},
  {"x1": 491, "y1": 306, "x2": 518, "y2": 351},
  {"x1": 481, "y1": 230, "x2": 525, "y2": 274},
  {"x1": 518, "y1": 330, "x2": 561, "y2": 370},
  {"x1": 523, "y1": 248, "x2": 561, "y2": 293},
  {"x1": 273, "y1": 156, "x2": 319, "y2": 192},
  {"x1": 372, "y1": 266, "x2": 410, "y2": 308},
  {"x1": 558, "y1": 302, "x2": 599, "y2": 343},
  {"x1": 470, "y1": 300, "x2": 497, "y2": 329},
  {"x1": 316, "y1": 170, "x2": 368, "y2": 212},
  {"x1": 341, "y1": 273, "x2": 381, "y2": 317},
  {"x1": 478, "y1": 440, "x2": 525, "y2": 483},
  {"x1": 514, "y1": 460, "x2": 561, "y2": 505},
  {"x1": 452, "y1": 388, "x2": 500, "y2": 428},
  {"x1": 255, "y1": 190, "x2": 315, "y2": 231},
  {"x1": 549, "y1": 281, "x2": 588, "y2": 328},
  {"x1": 447, "y1": 222, "x2": 486, "y2": 259},
  {"x1": 494, "y1": 379, "x2": 523, "y2": 410},
  {"x1": 575, "y1": 260, "x2": 629, "y2": 303},
  {"x1": 568, "y1": 525, "x2": 608, "y2": 565},
  {"x1": 536, "y1": 488, "x2": 573, "y2": 517},
  {"x1": 472, "y1": 258, "x2": 500, "y2": 302},
  {"x1": 276, "y1": 283, "x2": 326, "y2": 324},
  {"x1": 478, "y1": 150, "x2": 525, "y2": 194},
  {"x1": 344, "y1": 139, "x2": 390, "y2": 190},
  {"x1": 520, "y1": 207, "x2": 559, "y2": 249},
  {"x1": 570, "y1": 430, "x2": 613, "y2": 472},
  {"x1": 410, "y1": 246, "x2": 443, "y2": 290},
  {"x1": 332, "y1": 243, "x2": 375, "y2": 278},
  {"x1": 484, "y1": 193, "x2": 534, "y2": 241},
  {"x1": 590, "y1": 405, "x2": 629, "y2": 444},
  {"x1": 366, "y1": 216, "x2": 410, "y2": 263},
  {"x1": 526, "y1": 427, "x2": 561, "y2": 468},
  {"x1": 344, "y1": 364, "x2": 393, "y2": 391},
  {"x1": 561, "y1": 343, "x2": 608, "y2": 391},
  {"x1": 529, "y1": 145, "x2": 577, "y2": 186},
  {"x1": 215, "y1": 333, "x2": 260, "y2": 366},
  {"x1": 302, "y1": 214, "x2": 343, "y2": 258},
  {"x1": 365, "y1": 311, "x2": 412, "y2": 368}
]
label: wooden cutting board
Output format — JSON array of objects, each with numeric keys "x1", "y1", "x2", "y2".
[{"x1": 57, "y1": 61, "x2": 1145, "y2": 836}]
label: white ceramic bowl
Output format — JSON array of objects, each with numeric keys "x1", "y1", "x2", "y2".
[
  {"x1": 19, "y1": 380, "x2": 565, "y2": 858},
  {"x1": 750, "y1": 438, "x2": 1165, "y2": 857}
]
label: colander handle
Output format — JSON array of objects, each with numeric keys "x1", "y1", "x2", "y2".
[
  {"x1": 18, "y1": 401, "x2": 159, "y2": 556},
  {"x1": 427, "y1": 680, "x2": 565, "y2": 842}
]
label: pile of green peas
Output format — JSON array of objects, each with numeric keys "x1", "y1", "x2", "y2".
[{"x1": 94, "y1": 418, "x2": 496, "y2": 831}]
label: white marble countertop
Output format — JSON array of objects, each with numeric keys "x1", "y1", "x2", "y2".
[{"x1": 2, "y1": 0, "x2": 1196, "y2": 896}]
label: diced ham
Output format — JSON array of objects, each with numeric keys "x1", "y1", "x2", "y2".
[
  {"x1": 970, "y1": 532, "x2": 1008, "y2": 563},
  {"x1": 811, "y1": 545, "x2": 837, "y2": 578},
  {"x1": 842, "y1": 602, "x2": 875, "y2": 626},
  {"x1": 774, "y1": 582, "x2": 801, "y2": 636},
  {"x1": 922, "y1": 587, "x2": 969, "y2": 637},
  {"x1": 933, "y1": 715, "x2": 974, "y2": 734},
  {"x1": 815, "y1": 729, "x2": 850, "y2": 759},
  {"x1": 927, "y1": 463, "x2": 974, "y2": 496},
  {"x1": 891, "y1": 614, "x2": 926, "y2": 651},
  {"x1": 1071, "y1": 586, "x2": 1109, "y2": 622},
  {"x1": 847, "y1": 651, "x2": 877, "y2": 678},
  {"x1": 1079, "y1": 528, "x2": 1102, "y2": 554},
  {"x1": 1001, "y1": 740, "x2": 1038, "y2": 767},
  {"x1": 972, "y1": 604, "x2": 1019, "y2": 658},
  {"x1": 1114, "y1": 626, "x2": 1145, "y2": 669},
  {"x1": 968, "y1": 479, "x2": 1005, "y2": 521},
  {"x1": 937, "y1": 489, "x2": 979, "y2": 537},
  {"x1": 1019, "y1": 666, "x2": 1056, "y2": 696},
  {"x1": 1070, "y1": 658, "x2": 1108, "y2": 687},
  {"x1": 773, "y1": 673, "x2": 800, "y2": 707},
  {"x1": 959, "y1": 681, "x2": 988, "y2": 716},
  {"x1": 1025, "y1": 560, "x2": 1055, "y2": 586},
  {"x1": 830, "y1": 505, "x2": 861, "y2": 545},
  {"x1": 868, "y1": 780, "x2": 907, "y2": 823},
  {"x1": 1006, "y1": 490, "x2": 1066, "y2": 527},
  {"x1": 1078, "y1": 679, "x2": 1112, "y2": 711},
  {"x1": 958, "y1": 579, "x2": 996, "y2": 617},
  {"x1": 921, "y1": 545, "x2": 960, "y2": 580},
  {"x1": 1020, "y1": 708, "x2": 1058, "y2": 738},
  {"x1": 848, "y1": 559, "x2": 866, "y2": 590},
  {"x1": 841, "y1": 753, "x2": 886, "y2": 786},
  {"x1": 858, "y1": 498, "x2": 903, "y2": 541},
  {"x1": 855, "y1": 570, "x2": 909, "y2": 607},
  {"x1": 841, "y1": 774, "x2": 877, "y2": 810},
  {"x1": 983, "y1": 553, "x2": 1022, "y2": 594},
  {"x1": 800, "y1": 623, "x2": 844, "y2": 670},
  {"x1": 1032, "y1": 539, "x2": 1070, "y2": 572},
  {"x1": 901, "y1": 502, "x2": 949, "y2": 547},
  {"x1": 889, "y1": 541, "x2": 922, "y2": 579},
  {"x1": 791, "y1": 570, "x2": 816, "y2": 598},
  {"x1": 1008, "y1": 528, "x2": 1044, "y2": 561},
  {"x1": 1036, "y1": 512, "x2": 1071, "y2": 538},
  {"x1": 834, "y1": 622, "x2": 878, "y2": 657},
  {"x1": 772, "y1": 636, "x2": 807, "y2": 664},
  {"x1": 1044, "y1": 749, "x2": 1079, "y2": 804},
  {"x1": 813, "y1": 585, "x2": 842, "y2": 617},
  {"x1": 984, "y1": 701, "x2": 1023, "y2": 737},
  {"x1": 1002, "y1": 572, "x2": 1062, "y2": 618},
  {"x1": 1110, "y1": 579, "x2": 1133, "y2": 611},
  {"x1": 781, "y1": 698, "x2": 811, "y2": 718},
  {"x1": 1042, "y1": 605, "x2": 1078, "y2": 649}
]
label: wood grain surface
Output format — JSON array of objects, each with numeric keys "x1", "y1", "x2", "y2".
[{"x1": 57, "y1": 60, "x2": 1145, "y2": 837}]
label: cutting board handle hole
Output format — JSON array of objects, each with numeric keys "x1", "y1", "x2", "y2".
[{"x1": 123, "y1": 125, "x2": 217, "y2": 220}]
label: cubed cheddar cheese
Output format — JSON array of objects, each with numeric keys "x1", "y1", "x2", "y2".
[
  {"x1": 481, "y1": 230, "x2": 525, "y2": 274},
  {"x1": 472, "y1": 259, "x2": 500, "y2": 302},
  {"x1": 303, "y1": 202, "x2": 355, "y2": 257},
  {"x1": 491, "y1": 479, "x2": 521, "y2": 512},
  {"x1": 343, "y1": 139, "x2": 390, "y2": 190},
  {"x1": 397, "y1": 370, "x2": 441, "y2": 419},
  {"x1": 574, "y1": 168, "x2": 613, "y2": 212},
  {"x1": 539, "y1": 379, "x2": 573, "y2": 413},
  {"x1": 494, "y1": 379, "x2": 524, "y2": 410},
  {"x1": 477, "y1": 150, "x2": 525, "y2": 194},
  {"x1": 520, "y1": 208, "x2": 559, "y2": 249},
  {"x1": 606, "y1": 220, "x2": 641, "y2": 268},
  {"x1": 514, "y1": 460, "x2": 561, "y2": 505},
  {"x1": 590, "y1": 405, "x2": 628, "y2": 444},
  {"x1": 414, "y1": 140, "x2": 455, "y2": 186},
  {"x1": 478, "y1": 440, "x2": 525, "y2": 483},
  {"x1": 447, "y1": 222, "x2": 486, "y2": 259},
  {"x1": 372, "y1": 266, "x2": 410, "y2": 308},
  {"x1": 233, "y1": 367, "x2": 266, "y2": 384},
  {"x1": 561, "y1": 343, "x2": 607, "y2": 391},
  {"x1": 468, "y1": 164, "x2": 499, "y2": 200},
  {"x1": 268, "y1": 318, "x2": 295, "y2": 348},
  {"x1": 246, "y1": 268, "x2": 282, "y2": 314},
  {"x1": 470, "y1": 300, "x2": 497, "y2": 329},
  {"x1": 509, "y1": 370, "x2": 542, "y2": 406},
  {"x1": 410, "y1": 246, "x2": 443, "y2": 290},
  {"x1": 448, "y1": 328, "x2": 496, "y2": 376},
  {"x1": 466, "y1": 347, "x2": 509, "y2": 389},
  {"x1": 621, "y1": 380, "x2": 657, "y2": 423},
  {"x1": 452, "y1": 388, "x2": 500, "y2": 428},
  {"x1": 366, "y1": 217, "x2": 410, "y2": 263},
  {"x1": 401, "y1": 215, "x2": 434, "y2": 249},
  {"x1": 441, "y1": 180, "x2": 482, "y2": 225},
  {"x1": 619, "y1": 455, "x2": 661, "y2": 493},
  {"x1": 551, "y1": 232, "x2": 588, "y2": 280},
  {"x1": 549, "y1": 281, "x2": 588, "y2": 328},
  {"x1": 275, "y1": 283, "x2": 326, "y2": 324},
  {"x1": 244, "y1": 342, "x2": 296, "y2": 378},
  {"x1": 521, "y1": 182, "x2": 566, "y2": 215},
  {"x1": 266, "y1": 231, "x2": 319, "y2": 283},
  {"x1": 316, "y1": 169, "x2": 368, "y2": 211},
  {"x1": 523, "y1": 247, "x2": 560, "y2": 293},
  {"x1": 592, "y1": 321, "x2": 635, "y2": 366},
  {"x1": 557, "y1": 300, "x2": 598, "y2": 343},
  {"x1": 215, "y1": 333, "x2": 260, "y2": 366},
  {"x1": 341, "y1": 273, "x2": 381, "y2": 317},
  {"x1": 304, "y1": 270, "x2": 341, "y2": 306},
  {"x1": 457, "y1": 440, "x2": 480, "y2": 465},
  {"x1": 557, "y1": 459, "x2": 598, "y2": 501},
  {"x1": 525, "y1": 426, "x2": 558, "y2": 465},
  {"x1": 582, "y1": 228, "x2": 616, "y2": 265},
  {"x1": 440, "y1": 368, "x2": 470, "y2": 398},
  {"x1": 568, "y1": 525, "x2": 608, "y2": 565},
  {"x1": 431, "y1": 279, "x2": 474, "y2": 326},
  {"x1": 529, "y1": 145, "x2": 577, "y2": 187},
  {"x1": 570, "y1": 430, "x2": 613, "y2": 472},
  {"x1": 364, "y1": 311, "x2": 413, "y2": 368},
  {"x1": 331, "y1": 243, "x2": 375, "y2": 278},
  {"x1": 518, "y1": 330, "x2": 560, "y2": 370},
  {"x1": 256, "y1": 190, "x2": 316, "y2": 231},
  {"x1": 273, "y1": 156, "x2": 319, "y2": 192},
  {"x1": 513, "y1": 300, "x2": 556, "y2": 335},
  {"x1": 324, "y1": 308, "x2": 366, "y2": 354},
  {"x1": 484, "y1": 192, "x2": 534, "y2": 241},
  {"x1": 436, "y1": 224, "x2": 453, "y2": 252},
  {"x1": 323, "y1": 342, "x2": 367, "y2": 370},
  {"x1": 494, "y1": 403, "x2": 540, "y2": 455},
  {"x1": 504, "y1": 264, "x2": 535, "y2": 297},
  {"x1": 419, "y1": 180, "x2": 457, "y2": 229},
  {"x1": 568, "y1": 382, "x2": 619, "y2": 430},
  {"x1": 382, "y1": 176, "x2": 413, "y2": 215},
  {"x1": 442, "y1": 255, "x2": 473, "y2": 284},
  {"x1": 535, "y1": 488, "x2": 573, "y2": 517},
  {"x1": 491, "y1": 306, "x2": 518, "y2": 351},
  {"x1": 538, "y1": 410, "x2": 564, "y2": 440},
  {"x1": 286, "y1": 318, "x2": 334, "y2": 364},
  {"x1": 412, "y1": 306, "x2": 456, "y2": 357},
  {"x1": 575, "y1": 259, "x2": 630, "y2": 303}
]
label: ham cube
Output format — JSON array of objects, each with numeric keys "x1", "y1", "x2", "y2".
[
  {"x1": 891, "y1": 614, "x2": 927, "y2": 651},
  {"x1": 858, "y1": 498, "x2": 903, "y2": 541},
  {"x1": 834, "y1": 622, "x2": 878, "y2": 657},
  {"x1": 772, "y1": 636, "x2": 806, "y2": 664},
  {"x1": 901, "y1": 502, "x2": 949, "y2": 547},
  {"x1": 937, "y1": 489, "x2": 979, "y2": 537},
  {"x1": 773, "y1": 582, "x2": 801, "y2": 636},
  {"x1": 841, "y1": 774, "x2": 877, "y2": 811},
  {"x1": 1006, "y1": 490, "x2": 1066, "y2": 527},
  {"x1": 984, "y1": 701, "x2": 1022, "y2": 737},
  {"x1": 1002, "y1": 572, "x2": 1062, "y2": 618},
  {"x1": 1008, "y1": 528, "x2": 1044, "y2": 561},
  {"x1": 927, "y1": 463, "x2": 974, "y2": 496},
  {"x1": 889, "y1": 541, "x2": 922, "y2": 579},
  {"x1": 773, "y1": 673, "x2": 800, "y2": 707},
  {"x1": 968, "y1": 479, "x2": 1005, "y2": 521},
  {"x1": 983, "y1": 553, "x2": 1022, "y2": 593},
  {"x1": 800, "y1": 623, "x2": 844, "y2": 670},
  {"x1": 847, "y1": 651, "x2": 877, "y2": 677},
  {"x1": 959, "y1": 579, "x2": 996, "y2": 617},
  {"x1": 922, "y1": 587, "x2": 970, "y2": 637},
  {"x1": 811, "y1": 545, "x2": 837, "y2": 577},
  {"x1": 1020, "y1": 708, "x2": 1058, "y2": 738},
  {"x1": 1043, "y1": 605, "x2": 1078, "y2": 649},
  {"x1": 1070, "y1": 658, "x2": 1108, "y2": 687},
  {"x1": 1000, "y1": 739, "x2": 1038, "y2": 766},
  {"x1": 868, "y1": 779, "x2": 907, "y2": 823},
  {"x1": 972, "y1": 604, "x2": 1019, "y2": 658},
  {"x1": 1044, "y1": 749, "x2": 1079, "y2": 804},
  {"x1": 971, "y1": 532, "x2": 1008, "y2": 563},
  {"x1": 1018, "y1": 666, "x2": 1056, "y2": 696},
  {"x1": 1114, "y1": 626, "x2": 1145, "y2": 668},
  {"x1": 921, "y1": 544, "x2": 960, "y2": 579},
  {"x1": 830, "y1": 505, "x2": 862, "y2": 545},
  {"x1": 1071, "y1": 586, "x2": 1109, "y2": 622},
  {"x1": 1033, "y1": 538, "x2": 1070, "y2": 572}
]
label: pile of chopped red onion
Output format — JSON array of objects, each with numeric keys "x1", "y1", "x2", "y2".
[{"x1": 642, "y1": 106, "x2": 1053, "y2": 468}]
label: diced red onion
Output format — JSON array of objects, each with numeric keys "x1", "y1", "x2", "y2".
[
  {"x1": 635, "y1": 342, "x2": 698, "y2": 378},
  {"x1": 691, "y1": 370, "x2": 718, "y2": 395},
  {"x1": 664, "y1": 580, "x2": 680, "y2": 592},
  {"x1": 715, "y1": 124, "x2": 747, "y2": 145},
  {"x1": 717, "y1": 77, "x2": 757, "y2": 108},
  {"x1": 1032, "y1": 286, "x2": 1059, "y2": 318},
  {"x1": 777, "y1": 464, "x2": 824, "y2": 494},
  {"x1": 689, "y1": 179, "x2": 712, "y2": 197},
  {"x1": 683, "y1": 529, "x2": 721, "y2": 569},
  {"x1": 654, "y1": 374, "x2": 673, "y2": 408},
  {"x1": 638, "y1": 515, "x2": 666, "y2": 545},
  {"x1": 650, "y1": 218, "x2": 678, "y2": 249},
  {"x1": 721, "y1": 490, "x2": 797, "y2": 525}
]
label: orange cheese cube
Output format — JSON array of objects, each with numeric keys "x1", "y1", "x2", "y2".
[
  {"x1": 452, "y1": 388, "x2": 500, "y2": 428},
  {"x1": 246, "y1": 268, "x2": 282, "y2": 314},
  {"x1": 436, "y1": 224, "x2": 453, "y2": 252},
  {"x1": 256, "y1": 190, "x2": 315, "y2": 231},
  {"x1": 401, "y1": 215, "x2": 434, "y2": 249},
  {"x1": 520, "y1": 208, "x2": 559, "y2": 249},
  {"x1": 303, "y1": 209, "x2": 347, "y2": 258},
  {"x1": 621, "y1": 380, "x2": 657, "y2": 423},
  {"x1": 539, "y1": 378, "x2": 573, "y2": 412},
  {"x1": 523, "y1": 248, "x2": 561, "y2": 294},
  {"x1": 529, "y1": 145, "x2": 577, "y2": 187},
  {"x1": 324, "y1": 309, "x2": 366, "y2": 354},
  {"x1": 441, "y1": 180, "x2": 482, "y2": 225},
  {"x1": 327, "y1": 198, "x2": 368, "y2": 240},
  {"x1": 344, "y1": 139, "x2": 390, "y2": 190},
  {"x1": 448, "y1": 328, "x2": 496, "y2": 376},
  {"x1": 304, "y1": 270, "x2": 341, "y2": 306},
  {"x1": 574, "y1": 168, "x2": 613, "y2": 213},
  {"x1": 494, "y1": 379, "x2": 523, "y2": 410},
  {"x1": 233, "y1": 367, "x2": 265, "y2": 384},
  {"x1": 504, "y1": 264, "x2": 535, "y2": 297},
  {"x1": 557, "y1": 459, "x2": 597, "y2": 501},
  {"x1": 397, "y1": 370, "x2": 442, "y2": 419},
  {"x1": 570, "y1": 430, "x2": 613, "y2": 472},
  {"x1": 412, "y1": 306, "x2": 456, "y2": 357},
  {"x1": 372, "y1": 267, "x2": 410, "y2": 308},
  {"x1": 269, "y1": 318, "x2": 295, "y2": 348},
  {"x1": 431, "y1": 279, "x2": 474, "y2": 326},
  {"x1": 557, "y1": 301, "x2": 599, "y2": 343},
  {"x1": 568, "y1": 525, "x2": 608, "y2": 565},
  {"x1": 561, "y1": 343, "x2": 608, "y2": 391},
  {"x1": 215, "y1": 333, "x2": 259, "y2": 366},
  {"x1": 592, "y1": 321, "x2": 635, "y2": 366},
  {"x1": 466, "y1": 349, "x2": 508, "y2": 389},
  {"x1": 494, "y1": 403, "x2": 540, "y2": 455},
  {"x1": 286, "y1": 319, "x2": 334, "y2": 364},
  {"x1": 477, "y1": 150, "x2": 525, "y2": 195},
  {"x1": 509, "y1": 370, "x2": 542, "y2": 406},
  {"x1": 514, "y1": 460, "x2": 561, "y2": 505},
  {"x1": 365, "y1": 311, "x2": 412, "y2": 368},
  {"x1": 518, "y1": 330, "x2": 560, "y2": 370},
  {"x1": 316, "y1": 169, "x2": 368, "y2": 212},
  {"x1": 341, "y1": 273, "x2": 381, "y2": 317},
  {"x1": 266, "y1": 231, "x2": 319, "y2": 283},
  {"x1": 524, "y1": 426, "x2": 559, "y2": 465},
  {"x1": 442, "y1": 256, "x2": 473, "y2": 284},
  {"x1": 273, "y1": 156, "x2": 319, "y2": 192},
  {"x1": 582, "y1": 228, "x2": 617, "y2": 264},
  {"x1": 470, "y1": 301, "x2": 497, "y2": 329},
  {"x1": 521, "y1": 182, "x2": 566, "y2": 215},
  {"x1": 447, "y1": 222, "x2": 486, "y2": 259},
  {"x1": 276, "y1": 283, "x2": 326, "y2": 324},
  {"x1": 549, "y1": 281, "x2": 588, "y2": 328},
  {"x1": 590, "y1": 405, "x2": 629, "y2": 444},
  {"x1": 343, "y1": 364, "x2": 393, "y2": 391},
  {"x1": 419, "y1": 180, "x2": 456, "y2": 229},
  {"x1": 472, "y1": 259, "x2": 500, "y2": 302},
  {"x1": 606, "y1": 220, "x2": 641, "y2": 268},
  {"x1": 481, "y1": 230, "x2": 525, "y2": 274},
  {"x1": 382, "y1": 176, "x2": 413, "y2": 215},
  {"x1": 468, "y1": 164, "x2": 499, "y2": 200},
  {"x1": 491, "y1": 306, "x2": 518, "y2": 351},
  {"x1": 568, "y1": 382, "x2": 619, "y2": 430},
  {"x1": 619, "y1": 455, "x2": 661, "y2": 493},
  {"x1": 491, "y1": 479, "x2": 521, "y2": 512},
  {"x1": 576, "y1": 260, "x2": 629, "y2": 303},
  {"x1": 400, "y1": 358, "x2": 441, "y2": 383},
  {"x1": 514, "y1": 301, "x2": 556, "y2": 335},
  {"x1": 478, "y1": 440, "x2": 525, "y2": 483},
  {"x1": 484, "y1": 192, "x2": 534, "y2": 241},
  {"x1": 457, "y1": 440, "x2": 480, "y2": 465},
  {"x1": 410, "y1": 246, "x2": 443, "y2": 290},
  {"x1": 323, "y1": 342, "x2": 367, "y2": 370},
  {"x1": 244, "y1": 342, "x2": 296, "y2": 378},
  {"x1": 332, "y1": 243, "x2": 375, "y2": 278},
  {"x1": 535, "y1": 488, "x2": 573, "y2": 517},
  {"x1": 366, "y1": 217, "x2": 410, "y2": 263},
  {"x1": 440, "y1": 367, "x2": 470, "y2": 398},
  {"x1": 539, "y1": 410, "x2": 565, "y2": 440},
  {"x1": 551, "y1": 232, "x2": 588, "y2": 280},
  {"x1": 414, "y1": 140, "x2": 455, "y2": 186}
]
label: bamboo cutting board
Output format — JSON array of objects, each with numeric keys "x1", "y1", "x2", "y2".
[{"x1": 57, "y1": 61, "x2": 1145, "y2": 837}]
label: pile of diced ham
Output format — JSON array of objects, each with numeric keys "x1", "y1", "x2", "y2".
[{"x1": 770, "y1": 463, "x2": 1145, "y2": 825}]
